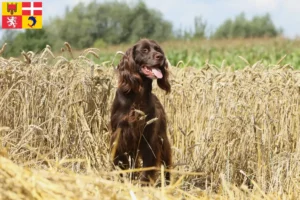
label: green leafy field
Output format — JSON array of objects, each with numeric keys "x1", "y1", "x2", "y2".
[{"x1": 86, "y1": 38, "x2": 300, "y2": 69}]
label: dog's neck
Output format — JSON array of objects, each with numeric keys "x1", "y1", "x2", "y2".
[
  {"x1": 141, "y1": 76, "x2": 153, "y2": 93},
  {"x1": 133, "y1": 76, "x2": 153, "y2": 103}
]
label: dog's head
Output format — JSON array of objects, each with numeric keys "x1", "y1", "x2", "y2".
[{"x1": 117, "y1": 38, "x2": 171, "y2": 94}]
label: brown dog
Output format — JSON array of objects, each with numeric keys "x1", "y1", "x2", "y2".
[{"x1": 110, "y1": 38, "x2": 172, "y2": 185}]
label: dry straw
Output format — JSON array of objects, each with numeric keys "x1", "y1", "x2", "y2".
[{"x1": 0, "y1": 45, "x2": 300, "y2": 199}]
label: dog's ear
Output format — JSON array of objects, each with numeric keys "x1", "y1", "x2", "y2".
[
  {"x1": 157, "y1": 59, "x2": 171, "y2": 93},
  {"x1": 117, "y1": 46, "x2": 142, "y2": 93}
]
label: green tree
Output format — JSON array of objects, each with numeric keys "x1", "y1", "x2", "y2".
[
  {"x1": 193, "y1": 16, "x2": 207, "y2": 39},
  {"x1": 231, "y1": 13, "x2": 249, "y2": 38},
  {"x1": 174, "y1": 16, "x2": 207, "y2": 40},
  {"x1": 123, "y1": 2, "x2": 173, "y2": 43},
  {"x1": 48, "y1": 1, "x2": 173, "y2": 49},
  {"x1": 1, "y1": 29, "x2": 49, "y2": 57},
  {"x1": 48, "y1": 2, "x2": 95, "y2": 49},
  {"x1": 213, "y1": 13, "x2": 282, "y2": 39},
  {"x1": 249, "y1": 14, "x2": 281, "y2": 37},
  {"x1": 213, "y1": 19, "x2": 233, "y2": 39}
]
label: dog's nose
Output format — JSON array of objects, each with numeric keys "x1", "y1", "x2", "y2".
[{"x1": 154, "y1": 53, "x2": 163, "y2": 60}]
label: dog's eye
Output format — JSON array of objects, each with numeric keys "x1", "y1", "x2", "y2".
[
  {"x1": 154, "y1": 46, "x2": 161, "y2": 52},
  {"x1": 142, "y1": 48, "x2": 148, "y2": 53}
]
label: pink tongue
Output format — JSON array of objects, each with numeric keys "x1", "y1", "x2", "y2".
[{"x1": 151, "y1": 68, "x2": 163, "y2": 79}]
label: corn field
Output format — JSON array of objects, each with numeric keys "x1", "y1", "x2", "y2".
[
  {"x1": 0, "y1": 41, "x2": 300, "y2": 199},
  {"x1": 93, "y1": 38, "x2": 300, "y2": 69}
]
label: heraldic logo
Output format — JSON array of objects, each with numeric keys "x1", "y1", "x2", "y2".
[{"x1": 2, "y1": 2, "x2": 42, "y2": 29}]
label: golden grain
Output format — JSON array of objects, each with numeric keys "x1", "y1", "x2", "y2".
[{"x1": 0, "y1": 46, "x2": 299, "y2": 199}]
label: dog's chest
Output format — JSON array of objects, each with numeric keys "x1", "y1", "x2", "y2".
[{"x1": 129, "y1": 101, "x2": 155, "y2": 125}]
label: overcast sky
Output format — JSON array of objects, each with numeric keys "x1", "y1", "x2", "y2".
[{"x1": 1, "y1": 0, "x2": 300, "y2": 38}]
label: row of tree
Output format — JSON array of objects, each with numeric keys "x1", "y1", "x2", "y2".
[
  {"x1": 0, "y1": 1, "x2": 282, "y2": 57},
  {"x1": 213, "y1": 13, "x2": 282, "y2": 39}
]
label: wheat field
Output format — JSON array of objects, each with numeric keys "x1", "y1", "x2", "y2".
[{"x1": 0, "y1": 43, "x2": 300, "y2": 200}]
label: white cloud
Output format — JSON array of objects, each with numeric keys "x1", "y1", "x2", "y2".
[
  {"x1": 282, "y1": 0, "x2": 300, "y2": 12},
  {"x1": 252, "y1": 0, "x2": 279, "y2": 10},
  {"x1": 225, "y1": 0, "x2": 279, "y2": 12}
]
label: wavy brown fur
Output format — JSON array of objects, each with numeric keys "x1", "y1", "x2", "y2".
[{"x1": 110, "y1": 39, "x2": 172, "y2": 185}]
